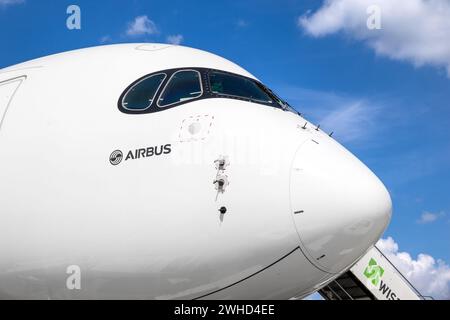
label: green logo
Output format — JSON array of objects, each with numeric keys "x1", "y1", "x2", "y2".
[{"x1": 363, "y1": 258, "x2": 385, "y2": 286}]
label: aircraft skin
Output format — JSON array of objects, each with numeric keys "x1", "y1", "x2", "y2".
[{"x1": 0, "y1": 43, "x2": 392, "y2": 299}]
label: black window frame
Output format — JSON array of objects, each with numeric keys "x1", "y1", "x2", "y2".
[
  {"x1": 157, "y1": 69, "x2": 204, "y2": 108},
  {"x1": 121, "y1": 72, "x2": 167, "y2": 112},
  {"x1": 118, "y1": 67, "x2": 285, "y2": 114}
]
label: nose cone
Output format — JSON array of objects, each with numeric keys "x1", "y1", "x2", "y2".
[{"x1": 290, "y1": 137, "x2": 392, "y2": 274}]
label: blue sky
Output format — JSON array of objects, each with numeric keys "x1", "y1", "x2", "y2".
[{"x1": 1, "y1": 0, "x2": 449, "y2": 298}]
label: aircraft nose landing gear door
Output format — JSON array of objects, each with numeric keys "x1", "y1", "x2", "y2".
[{"x1": 0, "y1": 76, "x2": 25, "y2": 132}]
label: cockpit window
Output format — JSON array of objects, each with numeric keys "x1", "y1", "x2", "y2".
[
  {"x1": 209, "y1": 71, "x2": 272, "y2": 104},
  {"x1": 158, "y1": 70, "x2": 203, "y2": 107},
  {"x1": 119, "y1": 67, "x2": 300, "y2": 115},
  {"x1": 122, "y1": 73, "x2": 166, "y2": 110}
]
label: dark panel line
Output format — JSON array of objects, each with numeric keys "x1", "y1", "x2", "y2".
[
  {"x1": 193, "y1": 246, "x2": 301, "y2": 300},
  {"x1": 295, "y1": 243, "x2": 331, "y2": 274}
]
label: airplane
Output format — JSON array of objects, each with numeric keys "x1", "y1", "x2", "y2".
[{"x1": 0, "y1": 43, "x2": 392, "y2": 299}]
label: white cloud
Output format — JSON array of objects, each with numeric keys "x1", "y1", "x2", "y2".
[
  {"x1": 166, "y1": 34, "x2": 184, "y2": 45},
  {"x1": 99, "y1": 35, "x2": 112, "y2": 44},
  {"x1": 417, "y1": 211, "x2": 446, "y2": 224},
  {"x1": 299, "y1": 0, "x2": 450, "y2": 77},
  {"x1": 126, "y1": 15, "x2": 158, "y2": 37},
  {"x1": 275, "y1": 86, "x2": 383, "y2": 143},
  {"x1": 0, "y1": 0, "x2": 24, "y2": 7},
  {"x1": 377, "y1": 237, "x2": 450, "y2": 299},
  {"x1": 319, "y1": 100, "x2": 380, "y2": 143}
]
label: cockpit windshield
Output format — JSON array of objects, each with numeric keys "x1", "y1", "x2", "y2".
[
  {"x1": 119, "y1": 67, "x2": 300, "y2": 115},
  {"x1": 209, "y1": 71, "x2": 273, "y2": 104},
  {"x1": 208, "y1": 70, "x2": 298, "y2": 115}
]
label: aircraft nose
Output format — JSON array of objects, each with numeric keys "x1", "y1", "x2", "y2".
[{"x1": 290, "y1": 137, "x2": 392, "y2": 274}]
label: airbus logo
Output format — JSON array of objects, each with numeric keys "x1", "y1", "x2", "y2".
[
  {"x1": 109, "y1": 150, "x2": 123, "y2": 166},
  {"x1": 109, "y1": 144, "x2": 171, "y2": 166}
]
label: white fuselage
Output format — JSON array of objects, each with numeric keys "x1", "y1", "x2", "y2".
[{"x1": 0, "y1": 44, "x2": 392, "y2": 299}]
